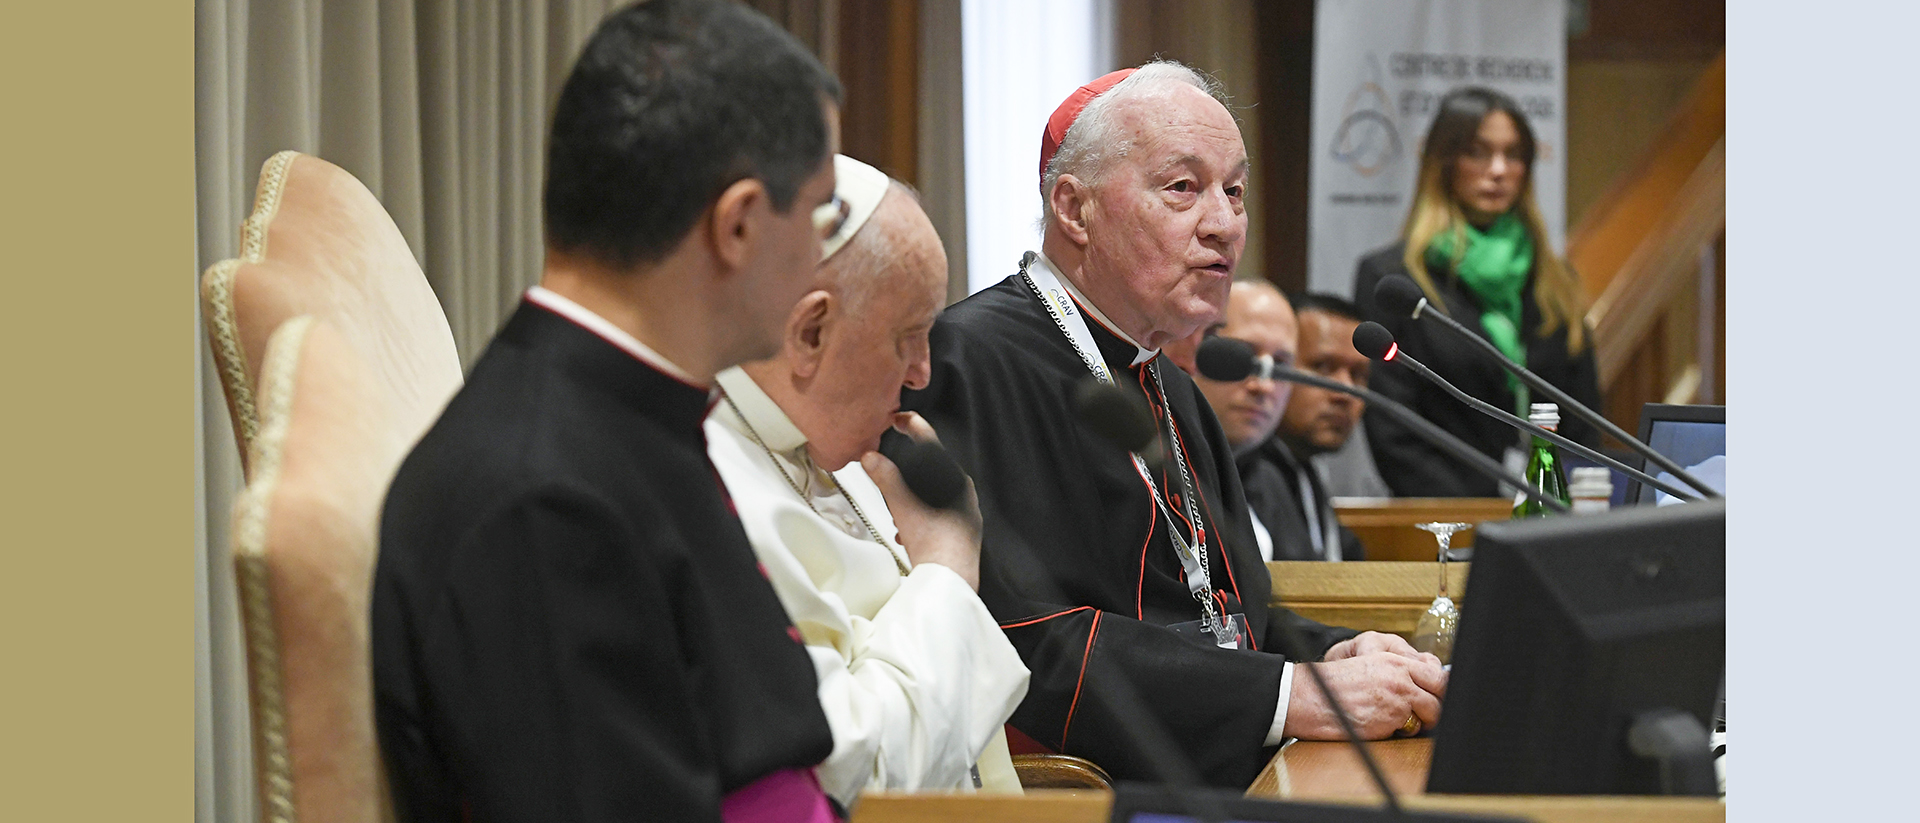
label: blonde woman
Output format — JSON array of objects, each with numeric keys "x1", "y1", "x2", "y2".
[{"x1": 1352, "y1": 86, "x2": 1601, "y2": 498}]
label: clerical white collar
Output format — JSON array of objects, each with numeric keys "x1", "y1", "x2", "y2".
[
  {"x1": 1035, "y1": 252, "x2": 1158, "y2": 367},
  {"x1": 713, "y1": 367, "x2": 808, "y2": 454},
  {"x1": 525, "y1": 285, "x2": 700, "y2": 386}
]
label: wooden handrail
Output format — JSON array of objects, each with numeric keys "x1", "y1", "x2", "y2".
[
  {"x1": 1568, "y1": 52, "x2": 1724, "y2": 300},
  {"x1": 1566, "y1": 52, "x2": 1726, "y2": 389},
  {"x1": 1587, "y1": 138, "x2": 1724, "y2": 386}
]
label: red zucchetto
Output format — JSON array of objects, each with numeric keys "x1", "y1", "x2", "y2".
[{"x1": 1038, "y1": 68, "x2": 1136, "y2": 182}]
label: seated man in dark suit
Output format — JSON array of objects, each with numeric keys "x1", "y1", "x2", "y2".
[
  {"x1": 371, "y1": 2, "x2": 850, "y2": 820},
  {"x1": 1173, "y1": 281, "x2": 1364, "y2": 562},
  {"x1": 1270, "y1": 293, "x2": 1377, "y2": 560}
]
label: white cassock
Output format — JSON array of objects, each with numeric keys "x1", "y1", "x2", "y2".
[{"x1": 706, "y1": 367, "x2": 1031, "y2": 807}]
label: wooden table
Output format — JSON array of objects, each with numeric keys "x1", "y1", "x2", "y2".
[
  {"x1": 853, "y1": 740, "x2": 1725, "y2": 822},
  {"x1": 1269, "y1": 561, "x2": 1468, "y2": 639},
  {"x1": 1246, "y1": 738, "x2": 1725, "y2": 822},
  {"x1": 1333, "y1": 497, "x2": 1514, "y2": 562}
]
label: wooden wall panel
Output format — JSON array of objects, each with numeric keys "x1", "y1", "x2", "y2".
[
  {"x1": 1115, "y1": 0, "x2": 1271, "y2": 290},
  {"x1": 836, "y1": 0, "x2": 919, "y2": 184},
  {"x1": 1565, "y1": 59, "x2": 1713, "y2": 228},
  {"x1": 1253, "y1": 1, "x2": 1315, "y2": 296}
]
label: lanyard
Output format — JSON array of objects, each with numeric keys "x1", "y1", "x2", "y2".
[{"x1": 1021, "y1": 252, "x2": 1234, "y2": 645}]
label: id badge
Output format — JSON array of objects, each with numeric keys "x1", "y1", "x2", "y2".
[{"x1": 1166, "y1": 613, "x2": 1251, "y2": 650}]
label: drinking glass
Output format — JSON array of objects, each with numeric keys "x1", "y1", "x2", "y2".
[{"x1": 1410, "y1": 522, "x2": 1470, "y2": 663}]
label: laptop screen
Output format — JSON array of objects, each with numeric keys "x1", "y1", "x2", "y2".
[{"x1": 1629, "y1": 404, "x2": 1725, "y2": 505}]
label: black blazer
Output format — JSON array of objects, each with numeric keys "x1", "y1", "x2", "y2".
[
  {"x1": 1352, "y1": 242, "x2": 1602, "y2": 498},
  {"x1": 372, "y1": 302, "x2": 834, "y2": 822},
  {"x1": 1237, "y1": 437, "x2": 1366, "y2": 562}
]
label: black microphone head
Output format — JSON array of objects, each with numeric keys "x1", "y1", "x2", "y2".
[
  {"x1": 1352, "y1": 321, "x2": 1398, "y2": 361},
  {"x1": 889, "y1": 438, "x2": 970, "y2": 511},
  {"x1": 1373, "y1": 274, "x2": 1428, "y2": 319},
  {"x1": 1195, "y1": 335, "x2": 1257, "y2": 382},
  {"x1": 1073, "y1": 377, "x2": 1158, "y2": 454}
]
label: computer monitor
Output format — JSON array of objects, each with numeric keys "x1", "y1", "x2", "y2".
[
  {"x1": 1425, "y1": 500, "x2": 1725, "y2": 796},
  {"x1": 1624, "y1": 404, "x2": 1725, "y2": 505}
]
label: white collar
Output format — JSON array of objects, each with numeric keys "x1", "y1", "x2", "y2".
[
  {"x1": 712, "y1": 367, "x2": 809, "y2": 454},
  {"x1": 1036, "y1": 252, "x2": 1158, "y2": 367},
  {"x1": 525, "y1": 285, "x2": 700, "y2": 386}
]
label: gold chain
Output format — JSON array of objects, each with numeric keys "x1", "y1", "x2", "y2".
[{"x1": 719, "y1": 391, "x2": 912, "y2": 577}]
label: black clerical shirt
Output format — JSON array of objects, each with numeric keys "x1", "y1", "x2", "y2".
[
  {"x1": 372, "y1": 299, "x2": 833, "y2": 822},
  {"x1": 898, "y1": 272, "x2": 1355, "y2": 788}
]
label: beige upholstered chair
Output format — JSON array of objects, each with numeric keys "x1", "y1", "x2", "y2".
[
  {"x1": 233, "y1": 316, "x2": 408, "y2": 823},
  {"x1": 205, "y1": 152, "x2": 461, "y2": 822},
  {"x1": 202, "y1": 150, "x2": 462, "y2": 474}
]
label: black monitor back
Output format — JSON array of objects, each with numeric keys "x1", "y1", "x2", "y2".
[{"x1": 1426, "y1": 500, "x2": 1725, "y2": 795}]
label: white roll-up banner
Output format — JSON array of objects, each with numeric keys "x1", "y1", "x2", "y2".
[{"x1": 1308, "y1": 0, "x2": 1566, "y2": 297}]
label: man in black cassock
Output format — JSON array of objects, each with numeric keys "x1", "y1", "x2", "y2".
[
  {"x1": 372, "y1": 3, "x2": 850, "y2": 820},
  {"x1": 897, "y1": 61, "x2": 1449, "y2": 788}
]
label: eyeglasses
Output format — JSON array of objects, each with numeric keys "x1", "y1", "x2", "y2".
[{"x1": 812, "y1": 194, "x2": 850, "y2": 240}]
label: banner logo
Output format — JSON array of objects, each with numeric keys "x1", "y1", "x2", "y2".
[{"x1": 1329, "y1": 56, "x2": 1402, "y2": 178}]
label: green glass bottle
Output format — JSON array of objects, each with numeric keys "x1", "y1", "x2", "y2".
[{"x1": 1512, "y1": 403, "x2": 1572, "y2": 519}]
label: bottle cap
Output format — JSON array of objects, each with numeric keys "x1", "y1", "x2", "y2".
[
  {"x1": 1529, "y1": 402, "x2": 1560, "y2": 429},
  {"x1": 1569, "y1": 466, "x2": 1612, "y2": 514},
  {"x1": 1569, "y1": 467, "x2": 1611, "y2": 498}
]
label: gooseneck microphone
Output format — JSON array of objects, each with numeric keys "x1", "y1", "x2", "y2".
[
  {"x1": 1071, "y1": 378, "x2": 1167, "y2": 471},
  {"x1": 1351, "y1": 322, "x2": 1702, "y2": 503},
  {"x1": 1197, "y1": 336, "x2": 1571, "y2": 515},
  {"x1": 877, "y1": 429, "x2": 972, "y2": 511},
  {"x1": 894, "y1": 440, "x2": 970, "y2": 511},
  {"x1": 1372, "y1": 275, "x2": 1720, "y2": 499}
]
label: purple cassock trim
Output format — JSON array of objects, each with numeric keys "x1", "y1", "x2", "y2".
[{"x1": 720, "y1": 767, "x2": 838, "y2": 823}]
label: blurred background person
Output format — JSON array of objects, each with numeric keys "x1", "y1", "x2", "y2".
[
  {"x1": 1289, "y1": 294, "x2": 1392, "y2": 501},
  {"x1": 1352, "y1": 86, "x2": 1601, "y2": 498},
  {"x1": 1268, "y1": 293, "x2": 1373, "y2": 560}
]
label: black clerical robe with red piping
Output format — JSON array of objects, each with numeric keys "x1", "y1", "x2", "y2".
[
  {"x1": 897, "y1": 273, "x2": 1357, "y2": 788},
  {"x1": 373, "y1": 300, "x2": 834, "y2": 822}
]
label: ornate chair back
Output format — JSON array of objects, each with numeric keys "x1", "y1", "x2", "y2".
[{"x1": 201, "y1": 150, "x2": 461, "y2": 475}]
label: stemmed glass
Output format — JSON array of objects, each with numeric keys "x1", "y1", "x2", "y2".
[{"x1": 1410, "y1": 522, "x2": 1470, "y2": 663}]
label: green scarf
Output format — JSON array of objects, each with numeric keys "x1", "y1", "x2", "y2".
[{"x1": 1427, "y1": 212, "x2": 1534, "y2": 414}]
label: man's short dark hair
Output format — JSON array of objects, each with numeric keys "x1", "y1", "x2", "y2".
[
  {"x1": 544, "y1": 0, "x2": 844, "y2": 270},
  {"x1": 1288, "y1": 292, "x2": 1362, "y2": 324}
]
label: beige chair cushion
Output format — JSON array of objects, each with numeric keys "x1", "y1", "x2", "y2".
[
  {"x1": 203, "y1": 151, "x2": 462, "y2": 474},
  {"x1": 233, "y1": 316, "x2": 404, "y2": 823}
]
